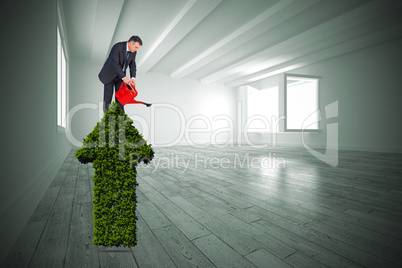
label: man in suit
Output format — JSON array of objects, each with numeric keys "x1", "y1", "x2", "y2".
[{"x1": 99, "y1": 35, "x2": 142, "y2": 113}]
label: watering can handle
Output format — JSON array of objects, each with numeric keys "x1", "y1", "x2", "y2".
[{"x1": 124, "y1": 83, "x2": 135, "y2": 92}]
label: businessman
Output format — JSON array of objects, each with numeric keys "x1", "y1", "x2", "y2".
[{"x1": 99, "y1": 35, "x2": 142, "y2": 113}]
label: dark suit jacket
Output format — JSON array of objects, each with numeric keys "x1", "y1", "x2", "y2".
[{"x1": 98, "y1": 41, "x2": 137, "y2": 84}]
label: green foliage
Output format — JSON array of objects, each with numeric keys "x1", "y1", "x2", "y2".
[{"x1": 75, "y1": 102, "x2": 154, "y2": 247}]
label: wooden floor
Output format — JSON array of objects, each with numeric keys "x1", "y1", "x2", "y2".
[{"x1": 2, "y1": 145, "x2": 402, "y2": 267}]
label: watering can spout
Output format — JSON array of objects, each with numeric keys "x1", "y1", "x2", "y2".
[{"x1": 127, "y1": 99, "x2": 152, "y2": 107}]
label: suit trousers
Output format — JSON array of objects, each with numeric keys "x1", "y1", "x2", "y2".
[{"x1": 103, "y1": 77, "x2": 125, "y2": 113}]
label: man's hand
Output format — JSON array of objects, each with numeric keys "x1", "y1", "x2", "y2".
[
  {"x1": 123, "y1": 77, "x2": 130, "y2": 84},
  {"x1": 129, "y1": 78, "x2": 136, "y2": 87}
]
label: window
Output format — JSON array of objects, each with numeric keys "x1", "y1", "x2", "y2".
[
  {"x1": 247, "y1": 86, "x2": 279, "y2": 132},
  {"x1": 285, "y1": 74, "x2": 319, "y2": 131},
  {"x1": 57, "y1": 27, "x2": 67, "y2": 129}
]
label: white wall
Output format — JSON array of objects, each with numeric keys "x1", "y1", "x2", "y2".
[
  {"x1": 68, "y1": 58, "x2": 104, "y2": 147},
  {"x1": 241, "y1": 37, "x2": 402, "y2": 153},
  {"x1": 293, "y1": 36, "x2": 402, "y2": 153},
  {"x1": 0, "y1": 1, "x2": 71, "y2": 264},
  {"x1": 70, "y1": 35, "x2": 402, "y2": 154},
  {"x1": 69, "y1": 60, "x2": 238, "y2": 148},
  {"x1": 132, "y1": 72, "x2": 237, "y2": 147}
]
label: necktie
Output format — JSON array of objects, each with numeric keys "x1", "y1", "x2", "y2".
[{"x1": 124, "y1": 51, "x2": 130, "y2": 74}]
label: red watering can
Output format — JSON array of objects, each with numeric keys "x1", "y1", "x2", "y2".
[{"x1": 115, "y1": 82, "x2": 152, "y2": 107}]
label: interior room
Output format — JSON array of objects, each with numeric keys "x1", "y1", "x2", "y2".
[{"x1": 1, "y1": 0, "x2": 402, "y2": 267}]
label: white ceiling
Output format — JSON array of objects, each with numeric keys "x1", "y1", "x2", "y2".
[{"x1": 61, "y1": 0, "x2": 402, "y2": 88}]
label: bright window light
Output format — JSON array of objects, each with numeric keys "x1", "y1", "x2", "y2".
[
  {"x1": 57, "y1": 27, "x2": 67, "y2": 128},
  {"x1": 285, "y1": 75, "x2": 319, "y2": 131},
  {"x1": 247, "y1": 86, "x2": 279, "y2": 132}
]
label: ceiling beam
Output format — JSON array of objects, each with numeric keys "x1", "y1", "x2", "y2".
[
  {"x1": 91, "y1": 0, "x2": 125, "y2": 64},
  {"x1": 201, "y1": 0, "x2": 396, "y2": 85},
  {"x1": 225, "y1": 21, "x2": 402, "y2": 88},
  {"x1": 170, "y1": 0, "x2": 300, "y2": 79},
  {"x1": 63, "y1": 0, "x2": 98, "y2": 60},
  {"x1": 137, "y1": 0, "x2": 222, "y2": 73}
]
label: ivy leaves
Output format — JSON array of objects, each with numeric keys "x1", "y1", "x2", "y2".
[{"x1": 75, "y1": 102, "x2": 154, "y2": 247}]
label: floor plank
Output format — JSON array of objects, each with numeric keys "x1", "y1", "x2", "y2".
[
  {"x1": 28, "y1": 222, "x2": 70, "y2": 267},
  {"x1": 138, "y1": 176, "x2": 211, "y2": 241},
  {"x1": 98, "y1": 248, "x2": 138, "y2": 268},
  {"x1": 2, "y1": 146, "x2": 402, "y2": 267},
  {"x1": 245, "y1": 248, "x2": 292, "y2": 268},
  {"x1": 192, "y1": 234, "x2": 256, "y2": 267},
  {"x1": 169, "y1": 195, "x2": 261, "y2": 256},
  {"x1": 131, "y1": 214, "x2": 176, "y2": 267},
  {"x1": 1, "y1": 220, "x2": 46, "y2": 268},
  {"x1": 152, "y1": 225, "x2": 215, "y2": 267},
  {"x1": 64, "y1": 202, "x2": 99, "y2": 268}
]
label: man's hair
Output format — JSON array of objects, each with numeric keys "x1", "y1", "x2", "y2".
[{"x1": 128, "y1": 36, "x2": 143, "y2": 46}]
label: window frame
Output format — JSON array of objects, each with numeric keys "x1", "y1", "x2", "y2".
[
  {"x1": 57, "y1": 1, "x2": 68, "y2": 132},
  {"x1": 284, "y1": 73, "x2": 320, "y2": 132}
]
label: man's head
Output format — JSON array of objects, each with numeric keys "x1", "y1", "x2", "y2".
[{"x1": 128, "y1": 36, "x2": 142, "y2": 52}]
